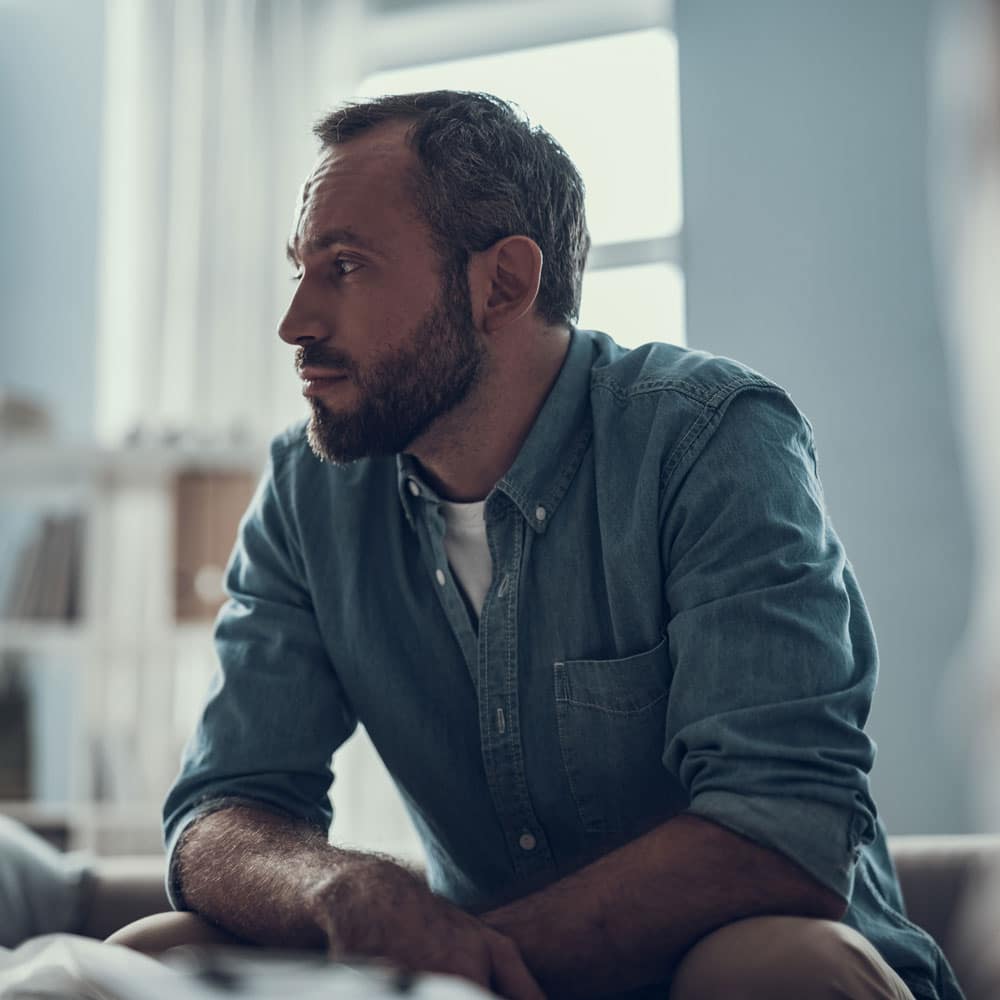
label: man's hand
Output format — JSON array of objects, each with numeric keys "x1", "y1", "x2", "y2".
[
  {"x1": 175, "y1": 808, "x2": 542, "y2": 997},
  {"x1": 310, "y1": 857, "x2": 544, "y2": 1000},
  {"x1": 479, "y1": 814, "x2": 847, "y2": 998}
]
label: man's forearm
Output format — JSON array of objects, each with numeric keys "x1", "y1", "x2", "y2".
[
  {"x1": 174, "y1": 804, "x2": 422, "y2": 949},
  {"x1": 483, "y1": 812, "x2": 847, "y2": 998},
  {"x1": 176, "y1": 804, "x2": 546, "y2": 998}
]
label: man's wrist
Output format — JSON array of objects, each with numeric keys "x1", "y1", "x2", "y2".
[{"x1": 307, "y1": 853, "x2": 431, "y2": 954}]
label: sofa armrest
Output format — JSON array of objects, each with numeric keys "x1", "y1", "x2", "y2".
[
  {"x1": 889, "y1": 834, "x2": 1000, "y2": 1000},
  {"x1": 79, "y1": 855, "x2": 168, "y2": 940}
]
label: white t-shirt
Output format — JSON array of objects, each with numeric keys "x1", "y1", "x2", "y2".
[{"x1": 440, "y1": 500, "x2": 493, "y2": 618}]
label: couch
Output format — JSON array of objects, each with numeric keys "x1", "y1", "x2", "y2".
[
  {"x1": 889, "y1": 834, "x2": 1000, "y2": 1000},
  {"x1": 84, "y1": 836, "x2": 1000, "y2": 999}
]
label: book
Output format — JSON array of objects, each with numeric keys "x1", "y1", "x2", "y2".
[
  {"x1": 173, "y1": 469, "x2": 256, "y2": 621},
  {"x1": 2, "y1": 514, "x2": 84, "y2": 621}
]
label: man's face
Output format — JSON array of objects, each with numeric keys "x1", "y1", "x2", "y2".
[{"x1": 279, "y1": 124, "x2": 485, "y2": 464}]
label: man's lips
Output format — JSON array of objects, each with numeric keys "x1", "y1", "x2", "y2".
[
  {"x1": 298, "y1": 365, "x2": 351, "y2": 381},
  {"x1": 299, "y1": 366, "x2": 352, "y2": 398}
]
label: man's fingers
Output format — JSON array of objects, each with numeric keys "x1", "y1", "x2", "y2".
[
  {"x1": 488, "y1": 935, "x2": 546, "y2": 1000},
  {"x1": 491, "y1": 962, "x2": 546, "y2": 1000}
]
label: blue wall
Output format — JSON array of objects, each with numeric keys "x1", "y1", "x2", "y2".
[
  {"x1": 677, "y1": 0, "x2": 975, "y2": 832},
  {"x1": 0, "y1": 0, "x2": 104, "y2": 441}
]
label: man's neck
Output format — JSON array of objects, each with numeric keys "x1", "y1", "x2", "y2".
[{"x1": 407, "y1": 326, "x2": 571, "y2": 502}]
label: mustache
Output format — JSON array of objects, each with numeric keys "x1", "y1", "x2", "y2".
[{"x1": 294, "y1": 344, "x2": 359, "y2": 377}]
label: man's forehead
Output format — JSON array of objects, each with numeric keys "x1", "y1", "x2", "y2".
[
  {"x1": 299, "y1": 121, "x2": 416, "y2": 205},
  {"x1": 291, "y1": 123, "x2": 418, "y2": 244}
]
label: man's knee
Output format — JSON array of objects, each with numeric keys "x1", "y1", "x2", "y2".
[
  {"x1": 669, "y1": 916, "x2": 914, "y2": 1000},
  {"x1": 106, "y1": 911, "x2": 248, "y2": 956}
]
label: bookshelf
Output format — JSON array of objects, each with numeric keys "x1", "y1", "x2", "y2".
[
  {"x1": 0, "y1": 623, "x2": 87, "y2": 655},
  {"x1": 0, "y1": 440, "x2": 266, "y2": 855}
]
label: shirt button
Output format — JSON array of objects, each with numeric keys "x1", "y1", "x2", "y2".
[
  {"x1": 435, "y1": 568, "x2": 446, "y2": 586},
  {"x1": 518, "y1": 832, "x2": 536, "y2": 852},
  {"x1": 535, "y1": 505, "x2": 547, "y2": 522},
  {"x1": 407, "y1": 479, "x2": 420, "y2": 497}
]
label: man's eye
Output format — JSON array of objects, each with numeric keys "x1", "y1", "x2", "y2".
[{"x1": 333, "y1": 258, "x2": 360, "y2": 277}]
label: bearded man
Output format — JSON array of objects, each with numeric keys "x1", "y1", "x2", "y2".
[{"x1": 116, "y1": 91, "x2": 961, "y2": 1000}]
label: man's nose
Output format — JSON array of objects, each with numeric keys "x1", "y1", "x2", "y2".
[{"x1": 277, "y1": 285, "x2": 330, "y2": 346}]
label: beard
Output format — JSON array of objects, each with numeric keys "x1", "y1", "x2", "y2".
[{"x1": 299, "y1": 264, "x2": 485, "y2": 465}]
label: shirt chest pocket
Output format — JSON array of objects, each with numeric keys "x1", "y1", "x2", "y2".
[{"x1": 554, "y1": 637, "x2": 686, "y2": 835}]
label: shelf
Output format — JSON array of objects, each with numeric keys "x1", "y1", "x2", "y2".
[
  {"x1": 0, "y1": 620, "x2": 215, "y2": 656},
  {"x1": 1, "y1": 440, "x2": 267, "y2": 493},
  {"x1": 0, "y1": 800, "x2": 166, "y2": 854},
  {"x1": 0, "y1": 621, "x2": 87, "y2": 655},
  {"x1": 1, "y1": 443, "x2": 257, "y2": 852},
  {"x1": 0, "y1": 799, "x2": 165, "y2": 829},
  {"x1": 3, "y1": 798, "x2": 160, "y2": 817}
]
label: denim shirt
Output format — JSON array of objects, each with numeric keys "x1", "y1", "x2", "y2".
[{"x1": 164, "y1": 328, "x2": 961, "y2": 1000}]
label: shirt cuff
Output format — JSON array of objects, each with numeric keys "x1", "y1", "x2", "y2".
[{"x1": 685, "y1": 790, "x2": 872, "y2": 901}]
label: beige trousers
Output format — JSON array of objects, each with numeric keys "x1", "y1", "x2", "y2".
[
  {"x1": 668, "y1": 916, "x2": 916, "y2": 1000},
  {"x1": 110, "y1": 912, "x2": 917, "y2": 999}
]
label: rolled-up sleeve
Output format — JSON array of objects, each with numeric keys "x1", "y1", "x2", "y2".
[
  {"x1": 162, "y1": 439, "x2": 358, "y2": 909},
  {"x1": 661, "y1": 386, "x2": 878, "y2": 901}
]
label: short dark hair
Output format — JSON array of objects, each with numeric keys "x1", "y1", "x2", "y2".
[{"x1": 313, "y1": 90, "x2": 590, "y2": 327}]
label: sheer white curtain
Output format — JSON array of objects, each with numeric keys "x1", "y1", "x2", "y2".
[
  {"x1": 933, "y1": 0, "x2": 1000, "y2": 823},
  {"x1": 933, "y1": 2, "x2": 1000, "y2": 992},
  {"x1": 95, "y1": 0, "x2": 364, "y2": 445},
  {"x1": 93, "y1": 0, "x2": 422, "y2": 859}
]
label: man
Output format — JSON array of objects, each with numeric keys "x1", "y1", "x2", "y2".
[{"x1": 138, "y1": 92, "x2": 959, "y2": 998}]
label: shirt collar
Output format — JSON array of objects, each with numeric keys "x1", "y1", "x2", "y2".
[
  {"x1": 396, "y1": 327, "x2": 596, "y2": 533},
  {"x1": 396, "y1": 452, "x2": 430, "y2": 530}
]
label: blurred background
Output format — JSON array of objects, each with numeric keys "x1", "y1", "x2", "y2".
[{"x1": 0, "y1": 0, "x2": 995, "y2": 862}]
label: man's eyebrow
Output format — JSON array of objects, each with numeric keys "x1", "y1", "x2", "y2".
[{"x1": 285, "y1": 228, "x2": 380, "y2": 264}]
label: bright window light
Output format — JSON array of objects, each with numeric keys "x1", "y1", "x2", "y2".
[
  {"x1": 360, "y1": 29, "x2": 682, "y2": 246},
  {"x1": 578, "y1": 264, "x2": 685, "y2": 349}
]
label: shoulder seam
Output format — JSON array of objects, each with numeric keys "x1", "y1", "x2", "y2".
[
  {"x1": 659, "y1": 380, "x2": 790, "y2": 491},
  {"x1": 592, "y1": 369, "x2": 775, "y2": 408}
]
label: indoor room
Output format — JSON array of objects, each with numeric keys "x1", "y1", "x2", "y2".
[{"x1": 1, "y1": 1, "x2": 998, "y2": 997}]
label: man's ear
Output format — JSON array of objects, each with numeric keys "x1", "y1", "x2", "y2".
[{"x1": 469, "y1": 236, "x2": 543, "y2": 333}]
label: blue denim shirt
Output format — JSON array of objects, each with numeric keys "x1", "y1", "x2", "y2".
[{"x1": 164, "y1": 328, "x2": 961, "y2": 1000}]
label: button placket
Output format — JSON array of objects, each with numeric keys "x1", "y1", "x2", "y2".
[{"x1": 477, "y1": 503, "x2": 554, "y2": 876}]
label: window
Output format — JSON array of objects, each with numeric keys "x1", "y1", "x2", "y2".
[{"x1": 360, "y1": 25, "x2": 685, "y2": 348}]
